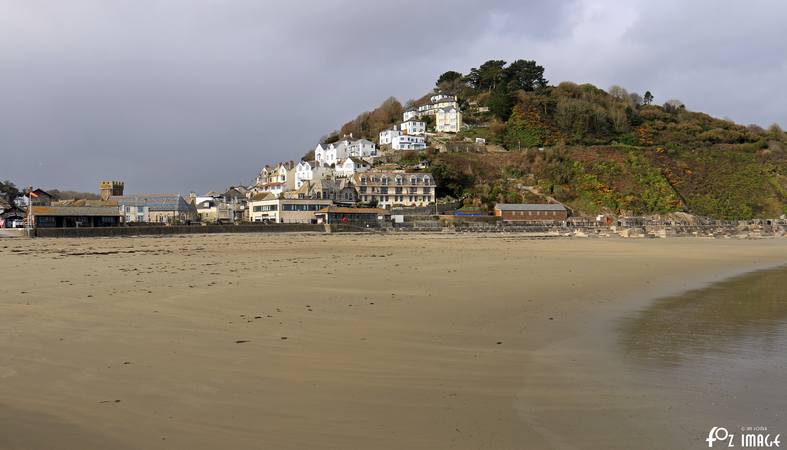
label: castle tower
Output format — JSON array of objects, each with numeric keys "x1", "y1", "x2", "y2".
[{"x1": 100, "y1": 181, "x2": 124, "y2": 201}]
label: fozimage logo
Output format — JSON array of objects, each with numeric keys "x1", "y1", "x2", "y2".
[{"x1": 706, "y1": 426, "x2": 781, "y2": 448}]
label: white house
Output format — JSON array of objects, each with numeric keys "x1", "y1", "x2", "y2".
[
  {"x1": 403, "y1": 110, "x2": 419, "y2": 121},
  {"x1": 435, "y1": 107, "x2": 463, "y2": 133},
  {"x1": 346, "y1": 138, "x2": 376, "y2": 158},
  {"x1": 314, "y1": 137, "x2": 376, "y2": 167},
  {"x1": 417, "y1": 99, "x2": 458, "y2": 115},
  {"x1": 431, "y1": 93, "x2": 456, "y2": 103},
  {"x1": 294, "y1": 160, "x2": 334, "y2": 189},
  {"x1": 335, "y1": 157, "x2": 371, "y2": 177},
  {"x1": 400, "y1": 120, "x2": 426, "y2": 136},
  {"x1": 379, "y1": 128, "x2": 401, "y2": 145},
  {"x1": 392, "y1": 135, "x2": 427, "y2": 150}
]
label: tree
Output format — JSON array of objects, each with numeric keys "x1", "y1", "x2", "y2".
[
  {"x1": 320, "y1": 131, "x2": 340, "y2": 144},
  {"x1": 466, "y1": 60, "x2": 507, "y2": 91},
  {"x1": 768, "y1": 123, "x2": 785, "y2": 140},
  {"x1": 431, "y1": 163, "x2": 473, "y2": 199},
  {"x1": 504, "y1": 59, "x2": 548, "y2": 92},
  {"x1": 436, "y1": 71, "x2": 463, "y2": 86},
  {"x1": 0, "y1": 180, "x2": 19, "y2": 201},
  {"x1": 504, "y1": 106, "x2": 550, "y2": 149},
  {"x1": 608, "y1": 85, "x2": 629, "y2": 100},
  {"x1": 643, "y1": 91, "x2": 654, "y2": 105},
  {"x1": 487, "y1": 84, "x2": 514, "y2": 120}
]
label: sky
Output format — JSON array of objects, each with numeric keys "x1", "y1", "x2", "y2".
[{"x1": 2, "y1": 0, "x2": 786, "y2": 194}]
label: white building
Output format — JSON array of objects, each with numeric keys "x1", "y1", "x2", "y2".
[
  {"x1": 417, "y1": 99, "x2": 459, "y2": 115},
  {"x1": 248, "y1": 193, "x2": 332, "y2": 224},
  {"x1": 435, "y1": 107, "x2": 463, "y2": 133},
  {"x1": 335, "y1": 157, "x2": 371, "y2": 178},
  {"x1": 314, "y1": 137, "x2": 377, "y2": 167},
  {"x1": 403, "y1": 110, "x2": 419, "y2": 121},
  {"x1": 295, "y1": 160, "x2": 334, "y2": 189},
  {"x1": 392, "y1": 135, "x2": 427, "y2": 150},
  {"x1": 400, "y1": 120, "x2": 426, "y2": 135},
  {"x1": 379, "y1": 128, "x2": 401, "y2": 145},
  {"x1": 431, "y1": 93, "x2": 456, "y2": 103}
]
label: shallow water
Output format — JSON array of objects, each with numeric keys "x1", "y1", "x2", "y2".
[
  {"x1": 617, "y1": 265, "x2": 787, "y2": 444},
  {"x1": 619, "y1": 265, "x2": 787, "y2": 370}
]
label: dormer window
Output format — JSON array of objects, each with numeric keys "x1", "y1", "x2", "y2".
[
  {"x1": 361, "y1": 177, "x2": 367, "y2": 185},
  {"x1": 410, "y1": 177, "x2": 418, "y2": 185},
  {"x1": 424, "y1": 176, "x2": 431, "y2": 186}
]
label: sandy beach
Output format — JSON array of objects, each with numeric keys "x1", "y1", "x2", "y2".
[{"x1": 1, "y1": 234, "x2": 786, "y2": 450}]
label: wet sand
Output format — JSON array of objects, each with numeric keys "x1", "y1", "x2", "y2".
[{"x1": 0, "y1": 234, "x2": 786, "y2": 449}]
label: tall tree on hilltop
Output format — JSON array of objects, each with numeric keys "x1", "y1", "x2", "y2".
[
  {"x1": 436, "y1": 71, "x2": 466, "y2": 95},
  {"x1": 436, "y1": 71, "x2": 463, "y2": 86},
  {"x1": 504, "y1": 59, "x2": 548, "y2": 92},
  {"x1": 643, "y1": 91, "x2": 654, "y2": 105},
  {"x1": 466, "y1": 60, "x2": 507, "y2": 91}
]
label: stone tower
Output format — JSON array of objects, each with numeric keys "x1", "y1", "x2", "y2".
[{"x1": 100, "y1": 181, "x2": 124, "y2": 201}]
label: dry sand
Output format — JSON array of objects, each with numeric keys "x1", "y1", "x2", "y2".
[{"x1": 0, "y1": 234, "x2": 786, "y2": 449}]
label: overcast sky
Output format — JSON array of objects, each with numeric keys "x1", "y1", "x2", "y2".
[{"x1": 2, "y1": 0, "x2": 786, "y2": 194}]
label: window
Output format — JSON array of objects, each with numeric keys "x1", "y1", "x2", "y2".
[
  {"x1": 361, "y1": 177, "x2": 367, "y2": 185},
  {"x1": 410, "y1": 177, "x2": 417, "y2": 185}
]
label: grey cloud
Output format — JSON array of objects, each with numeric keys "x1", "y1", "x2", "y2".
[{"x1": 0, "y1": 0, "x2": 783, "y2": 193}]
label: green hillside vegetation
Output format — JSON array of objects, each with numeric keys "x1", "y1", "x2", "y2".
[{"x1": 331, "y1": 58, "x2": 787, "y2": 219}]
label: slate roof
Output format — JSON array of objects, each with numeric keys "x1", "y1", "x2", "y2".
[{"x1": 111, "y1": 194, "x2": 193, "y2": 211}]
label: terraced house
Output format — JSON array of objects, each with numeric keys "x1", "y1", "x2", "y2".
[{"x1": 353, "y1": 171, "x2": 435, "y2": 208}]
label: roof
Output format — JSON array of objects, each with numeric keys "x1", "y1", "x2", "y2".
[
  {"x1": 317, "y1": 207, "x2": 389, "y2": 215},
  {"x1": 494, "y1": 203, "x2": 567, "y2": 212},
  {"x1": 28, "y1": 188, "x2": 54, "y2": 198},
  {"x1": 111, "y1": 194, "x2": 193, "y2": 211},
  {"x1": 347, "y1": 157, "x2": 368, "y2": 165},
  {"x1": 53, "y1": 199, "x2": 118, "y2": 207},
  {"x1": 31, "y1": 206, "x2": 121, "y2": 217},
  {"x1": 249, "y1": 192, "x2": 277, "y2": 202}
]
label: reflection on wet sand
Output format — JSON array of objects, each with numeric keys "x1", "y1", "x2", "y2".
[{"x1": 619, "y1": 265, "x2": 787, "y2": 368}]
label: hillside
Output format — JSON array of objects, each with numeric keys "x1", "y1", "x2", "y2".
[{"x1": 326, "y1": 59, "x2": 787, "y2": 220}]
